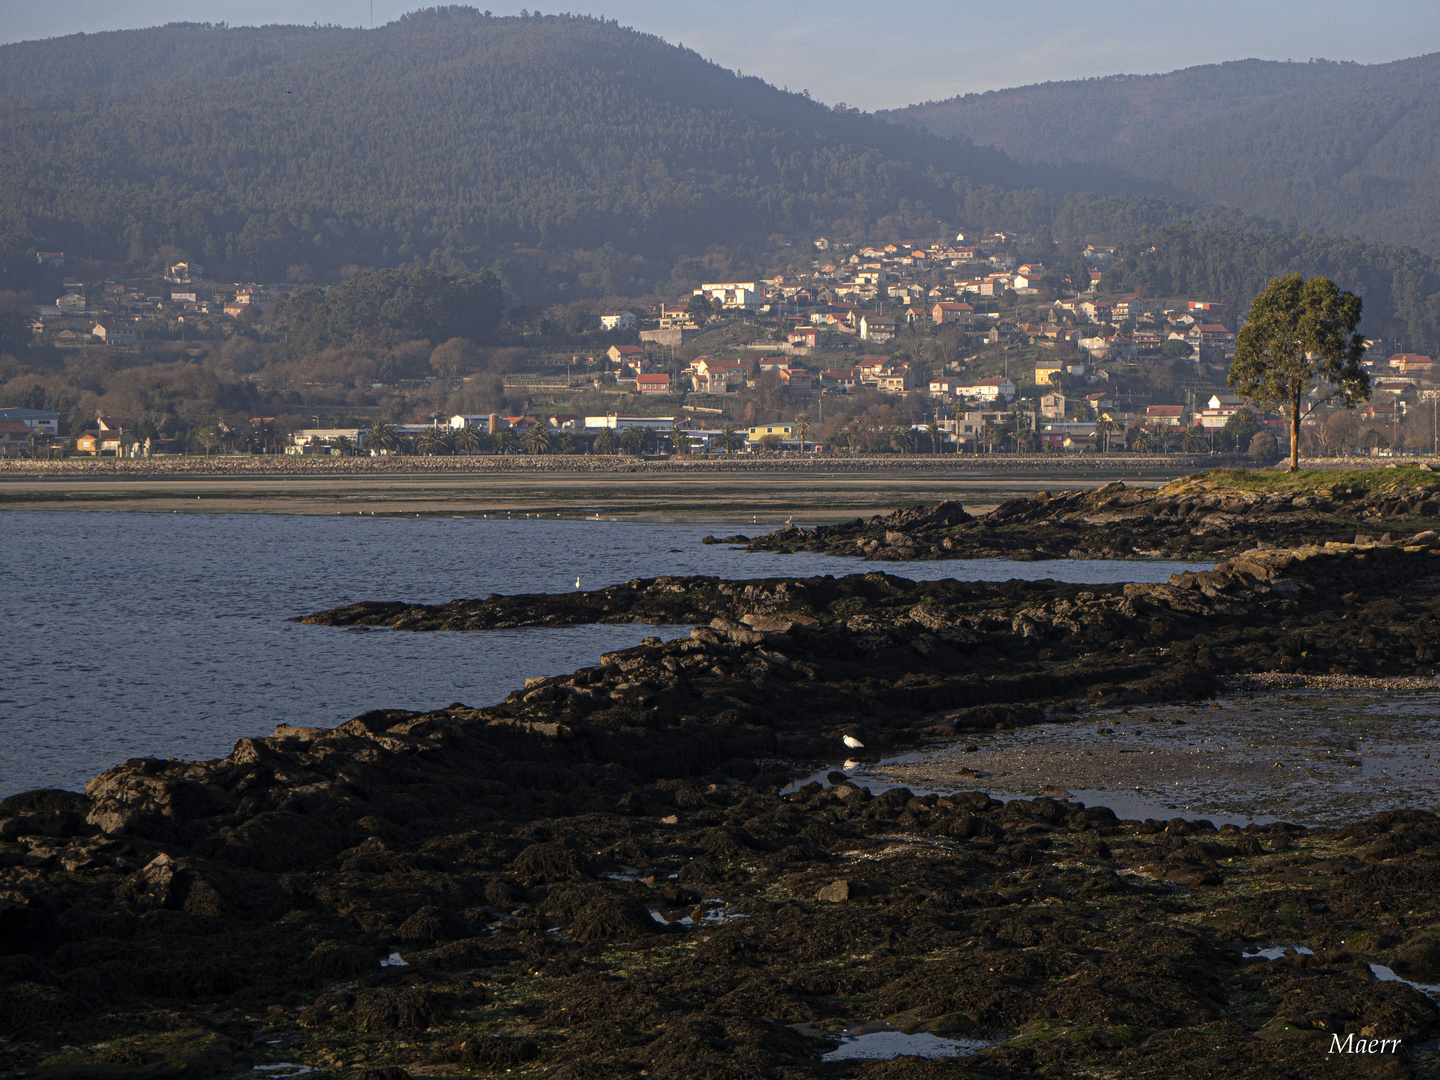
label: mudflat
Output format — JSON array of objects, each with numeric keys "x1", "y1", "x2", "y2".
[{"x1": 0, "y1": 460, "x2": 1190, "y2": 520}]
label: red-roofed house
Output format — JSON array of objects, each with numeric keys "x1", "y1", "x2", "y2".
[
  {"x1": 636, "y1": 373, "x2": 671, "y2": 395},
  {"x1": 1389, "y1": 353, "x2": 1434, "y2": 375},
  {"x1": 690, "y1": 357, "x2": 742, "y2": 393},
  {"x1": 1145, "y1": 405, "x2": 1186, "y2": 427},
  {"x1": 780, "y1": 366, "x2": 815, "y2": 391},
  {"x1": 932, "y1": 301, "x2": 975, "y2": 325}
]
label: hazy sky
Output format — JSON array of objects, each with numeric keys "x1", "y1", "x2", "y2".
[{"x1": 3, "y1": 0, "x2": 1439, "y2": 109}]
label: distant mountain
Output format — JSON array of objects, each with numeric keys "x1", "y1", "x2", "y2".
[
  {"x1": 0, "y1": 9, "x2": 1146, "y2": 288},
  {"x1": 886, "y1": 55, "x2": 1440, "y2": 255}
]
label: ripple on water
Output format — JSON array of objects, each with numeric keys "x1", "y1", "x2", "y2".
[{"x1": 1, "y1": 511, "x2": 1204, "y2": 797}]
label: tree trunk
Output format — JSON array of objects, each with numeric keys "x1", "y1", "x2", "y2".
[{"x1": 1289, "y1": 392, "x2": 1301, "y2": 472}]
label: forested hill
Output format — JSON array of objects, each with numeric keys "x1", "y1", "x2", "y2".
[
  {"x1": 0, "y1": 8, "x2": 1145, "y2": 285},
  {"x1": 885, "y1": 55, "x2": 1440, "y2": 256}
]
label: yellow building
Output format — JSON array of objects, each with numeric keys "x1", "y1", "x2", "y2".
[
  {"x1": 1034, "y1": 362, "x2": 1064, "y2": 387},
  {"x1": 746, "y1": 423, "x2": 797, "y2": 442}
]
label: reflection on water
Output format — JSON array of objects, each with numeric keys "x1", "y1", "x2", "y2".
[{"x1": 821, "y1": 1031, "x2": 992, "y2": 1061}]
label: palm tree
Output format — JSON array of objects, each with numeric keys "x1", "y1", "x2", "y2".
[
  {"x1": 925, "y1": 422, "x2": 942, "y2": 456},
  {"x1": 719, "y1": 425, "x2": 742, "y2": 454},
  {"x1": 980, "y1": 420, "x2": 1000, "y2": 455},
  {"x1": 619, "y1": 426, "x2": 646, "y2": 456},
  {"x1": 1181, "y1": 427, "x2": 1208, "y2": 454},
  {"x1": 1094, "y1": 415, "x2": 1114, "y2": 453},
  {"x1": 333, "y1": 435, "x2": 353, "y2": 457},
  {"x1": 558, "y1": 432, "x2": 581, "y2": 455},
  {"x1": 493, "y1": 428, "x2": 518, "y2": 455},
  {"x1": 890, "y1": 427, "x2": 914, "y2": 456},
  {"x1": 1128, "y1": 425, "x2": 1152, "y2": 453},
  {"x1": 592, "y1": 428, "x2": 619, "y2": 454},
  {"x1": 367, "y1": 422, "x2": 399, "y2": 454},
  {"x1": 793, "y1": 413, "x2": 811, "y2": 453},
  {"x1": 453, "y1": 425, "x2": 482, "y2": 455},
  {"x1": 523, "y1": 424, "x2": 554, "y2": 455}
]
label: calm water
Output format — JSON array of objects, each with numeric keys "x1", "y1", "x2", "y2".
[{"x1": 1, "y1": 512, "x2": 1201, "y2": 797}]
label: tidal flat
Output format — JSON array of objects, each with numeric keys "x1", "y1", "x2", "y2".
[
  {"x1": 865, "y1": 683, "x2": 1440, "y2": 828},
  {"x1": 0, "y1": 460, "x2": 1188, "y2": 521}
]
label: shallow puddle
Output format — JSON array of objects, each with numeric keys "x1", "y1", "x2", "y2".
[
  {"x1": 1243, "y1": 946, "x2": 1314, "y2": 960},
  {"x1": 820, "y1": 1031, "x2": 991, "y2": 1061},
  {"x1": 1370, "y1": 964, "x2": 1440, "y2": 1000},
  {"x1": 862, "y1": 686, "x2": 1440, "y2": 826},
  {"x1": 1241, "y1": 946, "x2": 1440, "y2": 1001}
]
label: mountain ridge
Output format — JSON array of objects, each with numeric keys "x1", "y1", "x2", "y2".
[
  {"x1": 0, "y1": 10, "x2": 1160, "y2": 288},
  {"x1": 885, "y1": 53, "x2": 1440, "y2": 255}
]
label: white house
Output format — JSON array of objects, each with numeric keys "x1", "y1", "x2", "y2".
[
  {"x1": 954, "y1": 377, "x2": 1016, "y2": 401},
  {"x1": 599, "y1": 310, "x2": 636, "y2": 331},
  {"x1": 695, "y1": 282, "x2": 759, "y2": 310},
  {"x1": 56, "y1": 292, "x2": 85, "y2": 312},
  {"x1": 287, "y1": 428, "x2": 368, "y2": 455}
]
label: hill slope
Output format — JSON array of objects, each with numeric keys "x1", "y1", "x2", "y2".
[
  {"x1": 886, "y1": 55, "x2": 1440, "y2": 255},
  {"x1": 0, "y1": 9, "x2": 1143, "y2": 285}
]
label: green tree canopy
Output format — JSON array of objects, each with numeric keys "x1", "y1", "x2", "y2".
[
  {"x1": 1221, "y1": 409, "x2": 1262, "y2": 449},
  {"x1": 277, "y1": 267, "x2": 503, "y2": 356},
  {"x1": 1227, "y1": 273, "x2": 1367, "y2": 472}
]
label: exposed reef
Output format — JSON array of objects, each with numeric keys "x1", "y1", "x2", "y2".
[
  {"x1": 740, "y1": 470, "x2": 1440, "y2": 561},
  {"x1": 5, "y1": 537, "x2": 1440, "y2": 1078}
]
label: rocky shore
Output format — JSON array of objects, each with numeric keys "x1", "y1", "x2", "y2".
[
  {"x1": 6, "y1": 537, "x2": 1440, "y2": 1078},
  {"x1": 740, "y1": 468, "x2": 1440, "y2": 561}
]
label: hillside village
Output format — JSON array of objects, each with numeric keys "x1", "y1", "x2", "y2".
[{"x1": 2, "y1": 236, "x2": 1433, "y2": 459}]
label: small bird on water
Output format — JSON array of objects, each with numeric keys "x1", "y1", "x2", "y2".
[
  {"x1": 575, "y1": 576, "x2": 581, "y2": 589},
  {"x1": 843, "y1": 735, "x2": 864, "y2": 749}
]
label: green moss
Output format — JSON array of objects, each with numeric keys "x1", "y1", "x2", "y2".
[{"x1": 1166, "y1": 466, "x2": 1438, "y2": 496}]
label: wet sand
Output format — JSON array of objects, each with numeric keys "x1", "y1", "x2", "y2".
[
  {"x1": 866, "y1": 684, "x2": 1440, "y2": 826},
  {"x1": 0, "y1": 466, "x2": 1187, "y2": 522}
]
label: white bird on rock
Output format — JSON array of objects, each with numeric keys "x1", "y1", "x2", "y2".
[{"x1": 842, "y1": 735, "x2": 864, "y2": 749}]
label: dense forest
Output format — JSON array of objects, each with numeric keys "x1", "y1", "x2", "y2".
[
  {"x1": 4, "y1": 9, "x2": 1440, "y2": 355},
  {"x1": 887, "y1": 54, "x2": 1440, "y2": 257},
  {"x1": 0, "y1": 8, "x2": 1144, "y2": 288},
  {"x1": 277, "y1": 267, "x2": 504, "y2": 356}
]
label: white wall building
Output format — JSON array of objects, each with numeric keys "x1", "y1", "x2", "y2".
[{"x1": 584, "y1": 414, "x2": 677, "y2": 431}]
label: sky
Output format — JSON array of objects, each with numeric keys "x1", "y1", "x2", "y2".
[{"x1": 2, "y1": 0, "x2": 1439, "y2": 110}]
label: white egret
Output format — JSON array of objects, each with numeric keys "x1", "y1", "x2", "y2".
[{"x1": 842, "y1": 735, "x2": 864, "y2": 749}]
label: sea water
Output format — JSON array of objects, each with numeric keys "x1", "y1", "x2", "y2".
[{"x1": 0, "y1": 511, "x2": 1199, "y2": 796}]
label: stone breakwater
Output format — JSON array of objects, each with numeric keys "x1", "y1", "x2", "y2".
[
  {"x1": 743, "y1": 474, "x2": 1440, "y2": 561},
  {"x1": 0, "y1": 453, "x2": 1216, "y2": 480},
  {"x1": 3, "y1": 539, "x2": 1440, "y2": 1078}
]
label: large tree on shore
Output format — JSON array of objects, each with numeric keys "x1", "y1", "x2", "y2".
[{"x1": 1228, "y1": 273, "x2": 1368, "y2": 473}]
